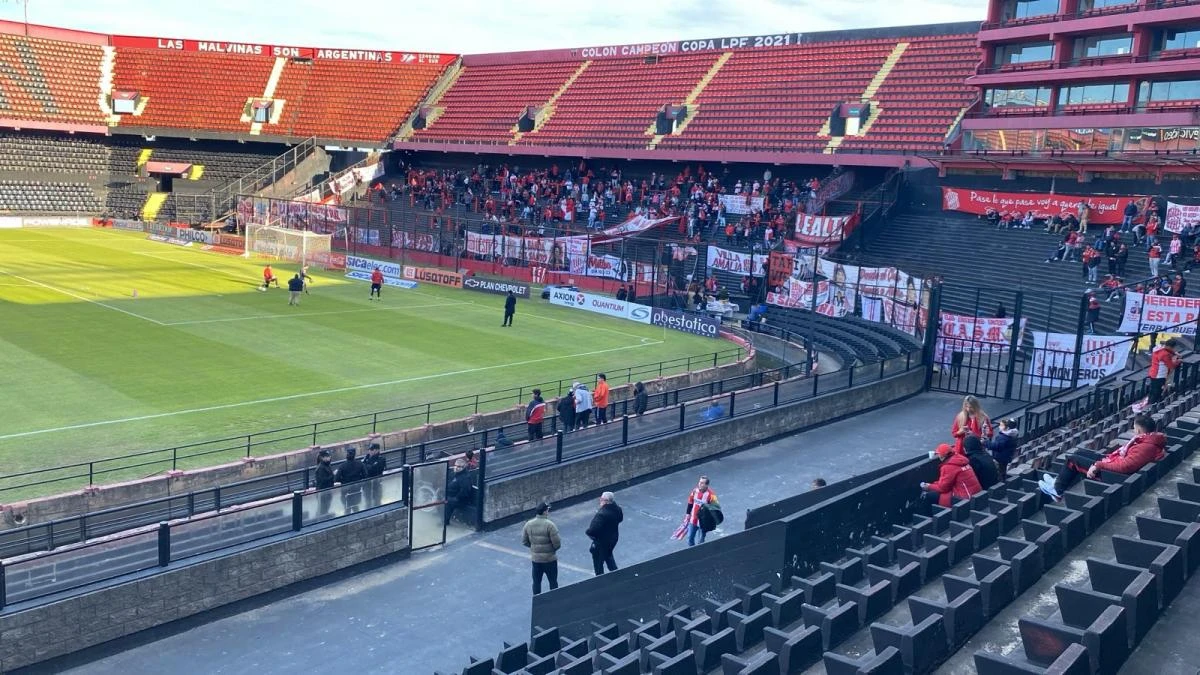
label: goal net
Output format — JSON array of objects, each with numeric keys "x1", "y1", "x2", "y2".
[{"x1": 244, "y1": 222, "x2": 333, "y2": 267}]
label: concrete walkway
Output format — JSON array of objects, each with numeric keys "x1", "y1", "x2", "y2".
[{"x1": 36, "y1": 392, "x2": 968, "y2": 675}]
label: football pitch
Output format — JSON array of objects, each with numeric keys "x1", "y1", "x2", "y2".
[{"x1": 0, "y1": 228, "x2": 729, "y2": 495}]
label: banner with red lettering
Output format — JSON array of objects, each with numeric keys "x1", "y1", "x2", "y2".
[
  {"x1": 940, "y1": 187, "x2": 1131, "y2": 225},
  {"x1": 706, "y1": 246, "x2": 764, "y2": 276},
  {"x1": 794, "y1": 214, "x2": 854, "y2": 246},
  {"x1": 1028, "y1": 331, "x2": 1130, "y2": 387},
  {"x1": 767, "y1": 280, "x2": 829, "y2": 309},
  {"x1": 1118, "y1": 292, "x2": 1200, "y2": 335},
  {"x1": 934, "y1": 312, "x2": 1027, "y2": 365},
  {"x1": 768, "y1": 252, "x2": 793, "y2": 288},
  {"x1": 1165, "y1": 201, "x2": 1200, "y2": 234}
]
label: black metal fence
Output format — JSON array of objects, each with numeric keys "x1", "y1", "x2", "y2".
[{"x1": 0, "y1": 349, "x2": 744, "y2": 501}]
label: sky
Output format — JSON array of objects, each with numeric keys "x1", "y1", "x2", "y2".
[{"x1": 0, "y1": 0, "x2": 986, "y2": 54}]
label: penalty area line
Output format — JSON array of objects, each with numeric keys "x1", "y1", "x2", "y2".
[
  {"x1": 0, "y1": 267, "x2": 167, "y2": 326},
  {"x1": 0, "y1": 339, "x2": 664, "y2": 442}
]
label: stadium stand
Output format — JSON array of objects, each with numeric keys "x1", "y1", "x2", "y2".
[
  {"x1": 268, "y1": 58, "x2": 447, "y2": 143},
  {"x1": 837, "y1": 34, "x2": 979, "y2": 153},
  {"x1": 657, "y1": 40, "x2": 898, "y2": 152},
  {"x1": 519, "y1": 53, "x2": 722, "y2": 148},
  {"x1": 470, "y1": 384, "x2": 1200, "y2": 675},
  {"x1": 0, "y1": 130, "x2": 113, "y2": 177},
  {"x1": 0, "y1": 179, "x2": 101, "y2": 213},
  {"x1": 111, "y1": 48, "x2": 275, "y2": 134},
  {"x1": 0, "y1": 33, "x2": 105, "y2": 127},
  {"x1": 409, "y1": 61, "x2": 584, "y2": 143}
]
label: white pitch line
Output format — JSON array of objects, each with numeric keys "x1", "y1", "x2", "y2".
[
  {"x1": 0, "y1": 339, "x2": 663, "y2": 441},
  {"x1": 131, "y1": 250, "x2": 248, "y2": 277},
  {"x1": 161, "y1": 301, "x2": 471, "y2": 326},
  {"x1": 0, "y1": 268, "x2": 167, "y2": 326},
  {"x1": 474, "y1": 541, "x2": 593, "y2": 575}
]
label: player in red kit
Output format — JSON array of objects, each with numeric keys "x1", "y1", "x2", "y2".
[
  {"x1": 369, "y1": 267, "x2": 384, "y2": 300},
  {"x1": 261, "y1": 265, "x2": 279, "y2": 291}
]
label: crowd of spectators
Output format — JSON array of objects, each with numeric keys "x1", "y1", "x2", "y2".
[{"x1": 365, "y1": 159, "x2": 838, "y2": 249}]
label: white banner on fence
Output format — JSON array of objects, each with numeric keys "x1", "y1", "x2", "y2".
[
  {"x1": 706, "y1": 246, "x2": 764, "y2": 276},
  {"x1": 1118, "y1": 292, "x2": 1200, "y2": 335},
  {"x1": 934, "y1": 312, "x2": 1026, "y2": 365},
  {"x1": 1029, "y1": 331, "x2": 1130, "y2": 387},
  {"x1": 718, "y1": 194, "x2": 764, "y2": 216},
  {"x1": 343, "y1": 254, "x2": 415, "y2": 288},
  {"x1": 1165, "y1": 201, "x2": 1200, "y2": 234}
]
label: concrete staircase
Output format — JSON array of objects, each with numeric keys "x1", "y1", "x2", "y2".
[
  {"x1": 98, "y1": 45, "x2": 118, "y2": 124},
  {"x1": 821, "y1": 42, "x2": 909, "y2": 152},
  {"x1": 141, "y1": 192, "x2": 168, "y2": 221},
  {"x1": 647, "y1": 51, "x2": 732, "y2": 149},
  {"x1": 248, "y1": 56, "x2": 289, "y2": 135},
  {"x1": 395, "y1": 58, "x2": 464, "y2": 140},
  {"x1": 510, "y1": 60, "x2": 591, "y2": 145}
]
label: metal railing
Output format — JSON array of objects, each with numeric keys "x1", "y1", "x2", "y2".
[
  {"x1": 0, "y1": 349, "x2": 745, "y2": 500},
  {"x1": 0, "y1": 468, "x2": 411, "y2": 609},
  {"x1": 174, "y1": 137, "x2": 319, "y2": 223}
]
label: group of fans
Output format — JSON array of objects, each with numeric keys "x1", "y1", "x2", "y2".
[{"x1": 923, "y1": 336, "x2": 1181, "y2": 508}]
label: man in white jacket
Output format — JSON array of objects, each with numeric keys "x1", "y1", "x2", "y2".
[{"x1": 572, "y1": 382, "x2": 593, "y2": 430}]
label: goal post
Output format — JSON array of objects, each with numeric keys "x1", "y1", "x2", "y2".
[{"x1": 244, "y1": 222, "x2": 334, "y2": 268}]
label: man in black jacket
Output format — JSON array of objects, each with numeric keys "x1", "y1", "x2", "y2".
[
  {"x1": 502, "y1": 290, "x2": 516, "y2": 326},
  {"x1": 314, "y1": 450, "x2": 334, "y2": 515},
  {"x1": 334, "y1": 446, "x2": 367, "y2": 484},
  {"x1": 585, "y1": 491, "x2": 624, "y2": 575},
  {"x1": 362, "y1": 443, "x2": 386, "y2": 506},
  {"x1": 444, "y1": 459, "x2": 475, "y2": 526}
]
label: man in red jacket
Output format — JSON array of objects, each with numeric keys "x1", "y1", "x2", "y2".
[
  {"x1": 1039, "y1": 413, "x2": 1166, "y2": 502},
  {"x1": 920, "y1": 443, "x2": 984, "y2": 507},
  {"x1": 1148, "y1": 338, "x2": 1182, "y2": 403}
]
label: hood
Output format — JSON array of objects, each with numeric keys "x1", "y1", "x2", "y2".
[
  {"x1": 943, "y1": 453, "x2": 969, "y2": 468},
  {"x1": 1001, "y1": 428, "x2": 1019, "y2": 438},
  {"x1": 1143, "y1": 432, "x2": 1168, "y2": 450}
]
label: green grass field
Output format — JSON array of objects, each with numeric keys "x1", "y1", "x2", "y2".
[{"x1": 0, "y1": 228, "x2": 730, "y2": 496}]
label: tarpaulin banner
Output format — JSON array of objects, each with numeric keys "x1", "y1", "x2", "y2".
[
  {"x1": 768, "y1": 252, "x2": 793, "y2": 288},
  {"x1": 718, "y1": 194, "x2": 765, "y2": 215},
  {"x1": 1118, "y1": 292, "x2": 1200, "y2": 335},
  {"x1": 403, "y1": 266, "x2": 463, "y2": 288},
  {"x1": 1165, "y1": 201, "x2": 1200, "y2": 234},
  {"x1": 934, "y1": 312, "x2": 1026, "y2": 365},
  {"x1": 706, "y1": 246, "x2": 764, "y2": 276},
  {"x1": 794, "y1": 213, "x2": 852, "y2": 246},
  {"x1": 810, "y1": 171, "x2": 855, "y2": 213},
  {"x1": 940, "y1": 187, "x2": 1131, "y2": 225},
  {"x1": 1028, "y1": 331, "x2": 1130, "y2": 387}
]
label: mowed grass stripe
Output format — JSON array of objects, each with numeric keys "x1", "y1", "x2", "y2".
[{"x1": 0, "y1": 229, "x2": 724, "y2": 490}]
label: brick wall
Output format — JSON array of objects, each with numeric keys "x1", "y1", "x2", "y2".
[
  {"x1": 484, "y1": 367, "x2": 926, "y2": 523},
  {"x1": 0, "y1": 505, "x2": 410, "y2": 672}
]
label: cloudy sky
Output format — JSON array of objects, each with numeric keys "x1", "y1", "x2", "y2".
[{"x1": 0, "y1": 0, "x2": 985, "y2": 53}]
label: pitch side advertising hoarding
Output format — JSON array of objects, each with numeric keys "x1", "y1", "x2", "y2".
[
  {"x1": 463, "y1": 277, "x2": 532, "y2": 298},
  {"x1": 344, "y1": 255, "x2": 417, "y2": 288}
]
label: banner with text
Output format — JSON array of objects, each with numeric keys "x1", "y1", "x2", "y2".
[
  {"x1": 941, "y1": 187, "x2": 1131, "y2": 225},
  {"x1": 344, "y1": 255, "x2": 415, "y2": 288},
  {"x1": 706, "y1": 246, "x2": 764, "y2": 276},
  {"x1": 110, "y1": 35, "x2": 454, "y2": 64},
  {"x1": 403, "y1": 266, "x2": 463, "y2": 288},
  {"x1": 1028, "y1": 331, "x2": 1130, "y2": 387},
  {"x1": 547, "y1": 288, "x2": 651, "y2": 324},
  {"x1": 1165, "y1": 201, "x2": 1200, "y2": 234},
  {"x1": 1118, "y1": 292, "x2": 1200, "y2": 335},
  {"x1": 718, "y1": 194, "x2": 766, "y2": 216},
  {"x1": 794, "y1": 213, "x2": 853, "y2": 247},
  {"x1": 935, "y1": 312, "x2": 1026, "y2": 365}
]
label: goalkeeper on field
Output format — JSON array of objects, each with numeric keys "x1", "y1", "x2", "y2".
[
  {"x1": 261, "y1": 264, "x2": 279, "y2": 291},
  {"x1": 299, "y1": 265, "x2": 313, "y2": 294}
]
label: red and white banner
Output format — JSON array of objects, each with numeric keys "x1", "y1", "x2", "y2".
[
  {"x1": 706, "y1": 246, "x2": 764, "y2": 276},
  {"x1": 935, "y1": 312, "x2": 1026, "y2": 365},
  {"x1": 810, "y1": 171, "x2": 855, "y2": 214},
  {"x1": 111, "y1": 35, "x2": 454, "y2": 64},
  {"x1": 767, "y1": 280, "x2": 829, "y2": 309},
  {"x1": 1165, "y1": 201, "x2": 1200, "y2": 234},
  {"x1": 794, "y1": 213, "x2": 852, "y2": 246},
  {"x1": 586, "y1": 254, "x2": 653, "y2": 282},
  {"x1": 718, "y1": 194, "x2": 765, "y2": 215},
  {"x1": 1029, "y1": 331, "x2": 1130, "y2": 387},
  {"x1": 593, "y1": 214, "x2": 676, "y2": 242},
  {"x1": 1119, "y1": 292, "x2": 1200, "y2": 335},
  {"x1": 941, "y1": 187, "x2": 1132, "y2": 225}
]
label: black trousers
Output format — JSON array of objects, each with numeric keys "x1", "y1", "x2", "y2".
[
  {"x1": 532, "y1": 560, "x2": 559, "y2": 594},
  {"x1": 527, "y1": 422, "x2": 543, "y2": 441},
  {"x1": 503, "y1": 310, "x2": 514, "y2": 326},
  {"x1": 1150, "y1": 377, "x2": 1167, "y2": 404},
  {"x1": 591, "y1": 543, "x2": 618, "y2": 575},
  {"x1": 595, "y1": 406, "x2": 608, "y2": 424},
  {"x1": 1053, "y1": 449, "x2": 1104, "y2": 493}
]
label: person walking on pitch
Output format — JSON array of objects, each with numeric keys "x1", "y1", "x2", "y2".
[
  {"x1": 369, "y1": 267, "x2": 384, "y2": 300},
  {"x1": 287, "y1": 274, "x2": 304, "y2": 305}
]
